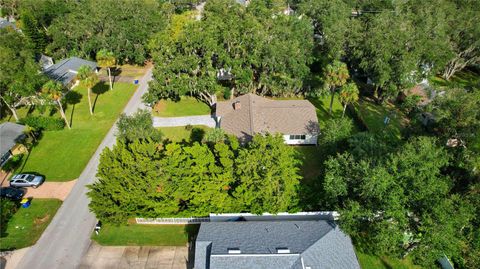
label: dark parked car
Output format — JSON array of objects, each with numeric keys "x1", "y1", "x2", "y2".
[
  {"x1": 10, "y1": 174, "x2": 45, "y2": 188},
  {"x1": 0, "y1": 187, "x2": 25, "y2": 200}
]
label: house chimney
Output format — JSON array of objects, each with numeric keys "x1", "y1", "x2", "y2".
[{"x1": 233, "y1": 101, "x2": 241, "y2": 110}]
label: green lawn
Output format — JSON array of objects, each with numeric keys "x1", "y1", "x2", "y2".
[
  {"x1": 357, "y1": 252, "x2": 422, "y2": 269},
  {"x1": 153, "y1": 97, "x2": 211, "y2": 117},
  {"x1": 430, "y1": 69, "x2": 480, "y2": 91},
  {"x1": 15, "y1": 82, "x2": 135, "y2": 181},
  {"x1": 354, "y1": 100, "x2": 405, "y2": 140},
  {"x1": 307, "y1": 95, "x2": 344, "y2": 129},
  {"x1": 0, "y1": 199, "x2": 62, "y2": 250},
  {"x1": 294, "y1": 146, "x2": 325, "y2": 182},
  {"x1": 158, "y1": 125, "x2": 212, "y2": 143},
  {"x1": 92, "y1": 224, "x2": 198, "y2": 246}
]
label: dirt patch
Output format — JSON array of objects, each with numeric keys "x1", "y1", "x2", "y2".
[
  {"x1": 34, "y1": 214, "x2": 50, "y2": 225},
  {"x1": 153, "y1": 101, "x2": 166, "y2": 114}
]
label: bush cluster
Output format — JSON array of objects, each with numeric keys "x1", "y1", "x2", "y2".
[{"x1": 20, "y1": 116, "x2": 65, "y2": 131}]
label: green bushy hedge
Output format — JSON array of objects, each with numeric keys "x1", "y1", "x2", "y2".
[{"x1": 20, "y1": 116, "x2": 65, "y2": 131}]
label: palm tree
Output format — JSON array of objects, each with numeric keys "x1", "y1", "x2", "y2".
[
  {"x1": 42, "y1": 81, "x2": 70, "y2": 129},
  {"x1": 96, "y1": 49, "x2": 116, "y2": 91},
  {"x1": 77, "y1": 65, "x2": 99, "y2": 115},
  {"x1": 339, "y1": 82, "x2": 359, "y2": 117},
  {"x1": 324, "y1": 60, "x2": 350, "y2": 115}
]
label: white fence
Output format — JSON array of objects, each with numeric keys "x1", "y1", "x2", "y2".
[
  {"x1": 135, "y1": 211, "x2": 339, "y2": 225},
  {"x1": 135, "y1": 217, "x2": 210, "y2": 224}
]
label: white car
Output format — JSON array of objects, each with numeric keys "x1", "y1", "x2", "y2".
[{"x1": 10, "y1": 174, "x2": 45, "y2": 188}]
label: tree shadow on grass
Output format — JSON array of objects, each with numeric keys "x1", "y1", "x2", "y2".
[
  {"x1": 307, "y1": 96, "x2": 343, "y2": 122},
  {"x1": 92, "y1": 82, "x2": 109, "y2": 113},
  {"x1": 0, "y1": 199, "x2": 21, "y2": 239},
  {"x1": 65, "y1": 91, "x2": 82, "y2": 128},
  {"x1": 190, "y1": 128, "x2": 205, "y2": 143}
]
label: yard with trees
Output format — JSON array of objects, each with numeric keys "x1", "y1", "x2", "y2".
[
  {"x1": 1, "y1": 0, "x2": 479, "y2": 268},
  {"x1": 88, "y1": 126, "x2": 301, "y2": 222}
]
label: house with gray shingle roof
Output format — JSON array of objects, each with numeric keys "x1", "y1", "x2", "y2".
[
  {"x1": 0, "y1": 122, "x2": 26, "y2": 166},
  {"x1": 43, "y1": 57, "x2": 98, "y2": 88},
  {"x1": 215, "y1": 94, "x2": 320, "y2": 145},
  {"x1": 0, "y1": 18, "x2": 18, "y2": 31},
  {"x1": 194, "y1": 220, "x2": 360, "y2": 269}
]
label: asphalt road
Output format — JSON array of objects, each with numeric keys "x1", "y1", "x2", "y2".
[{"x1": 16, "y1": 68, "x2": 153, "y2": 269}]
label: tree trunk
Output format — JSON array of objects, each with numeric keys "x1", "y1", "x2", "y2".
[
  {"x1": 7, "y1": 104, "x2": 19, "y2": 121},
  {"x1": 329, "y1": 87, "x2": 335, "y2": 115},
  {"x1": 342, "y1": 103, "x2": 347, "y2": 118},
  {"x1": 0, "y1": 97, "x2": 19, "y2": 121},
  {"x1": 107, "y1": 67, "x2": 113, "y2": 90},
  {"x1": 442, "y1": 58, "x2": 465, "y2": 80},
  {"x1": 57, "y1": 99, "x2": 71, "y2": 129},
  {"x1": 198, "y1": 91, "x2": 217, "y2": 107},
  {"x1": 442, "y1": 46, "x2": 480, "y2": 80},
  {"x1": 87, "y1": 87, "x2": 93, "y2": 115}
]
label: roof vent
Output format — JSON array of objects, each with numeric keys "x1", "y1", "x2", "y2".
[
  {"x1": 233, "y1": 101, "x2": 241, "y2": 110},
  {"x1": 228, "y1": 248, "x2": 241, "y2": 254},
  {"x1": 276, "y1": 248, "x2": 290, "y2": 254}
]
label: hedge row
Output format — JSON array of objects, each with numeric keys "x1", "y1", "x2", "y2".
[{"x1": 20, "y1": 116, "x2": 65, "y2": 131}]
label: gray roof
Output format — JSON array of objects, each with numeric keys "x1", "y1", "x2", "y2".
[
  {"x1": 43, "y1": 57, "x2": 97, "y2": 86},
  {"x1": 0, "y1": 122, "x2": 25, "y2": 157},
  {"x1": 194, "y1": 221, "x2": 360, "y2": 269},
  {"x1": 216, "y1": 94, "x2": 320, "y2": 143}
]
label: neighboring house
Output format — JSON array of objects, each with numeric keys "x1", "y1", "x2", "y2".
[
  {"x1": 403, "y1": 82, "x2": 445, "y2": 107},
  {"x1": 0, "y1": 122, "x2": 26, "y2": 167},
  {"x1": 0, "y1": 17, "x2": 18, "y2": 31},
  {"x1": 43, "y1": 57, "x2": 98, "y2": 88},
  {"x1": 194, "y1": 220, "x2": 361, "y2": 269},
  {"x1": 215, "y1": 94, "x2": 320, "y2": 145},
  {"x1": 39, "y1": 54, "x2": 54, "y2": 70}
]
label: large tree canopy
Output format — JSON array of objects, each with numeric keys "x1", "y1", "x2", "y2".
[
  {"x1": 146, "y1": 0, "x2": 314, "y2": 106},
  {"x1": 88, "y1": 134, "x2": 301, "y2": 223},
  {"x1": 323, "y1": 136, "x2": 476, "y2": 266},
  {"x1": 0, "y1": 28, "x2": 45, "y2": 121},
  {"x1": 46, "y1": 0, "x2": 171, "y2": 64}
]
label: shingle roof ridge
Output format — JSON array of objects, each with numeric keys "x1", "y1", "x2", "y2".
[{"x1": 248, "y1": 93, "x2": 255, "y2": 136}]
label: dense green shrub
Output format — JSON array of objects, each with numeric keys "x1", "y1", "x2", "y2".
[
  {"x1": 223, "y1": 88, "x2": 232, "y2": 100},
  {"x1": 1, "y1": 198, "x2": 19, "y2": 236},
  {"x1": 400, "y1": 95, "x2": 421, "y2": 115},
  {"x1": 20, "y1": 116, "x2": 65, "y2": 131},
  {"x1": 320, "y1": 117, "x2": 354, "y2": 154},
  {"x1": 2, "y1": 154, "x2": 24, "y2": 172}
]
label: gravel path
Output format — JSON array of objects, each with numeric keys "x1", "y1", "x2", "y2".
[
  {"x1": 15, "y1": 68, "x2": 153, "y2": 269},
  {"x1": 152, "y1": 115, "x2": 216, "y2": 128}
]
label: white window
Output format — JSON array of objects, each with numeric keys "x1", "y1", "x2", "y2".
[
  {"x1": 290, "y1": 135, "x2": 306, "y2": 140},
  {"x1": 276, "y1": 248, "x2": 290, "y2": 254},
  {"x1": 227, "y1": 248, "x2": 241, "y2": 254}
]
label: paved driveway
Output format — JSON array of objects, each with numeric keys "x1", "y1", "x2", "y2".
[
  {"x1": 152, "y1": 115, "x2": 216, "y2": 128},
  {"x1": 15, "y1": 69, "x2": 154, "y2": 269},
  {"x1": 79, "y1": 244, "x2": 189, "y2": 269},
  {"x1": 1, "y1": 179, "x2": 76, "y2": 201}
]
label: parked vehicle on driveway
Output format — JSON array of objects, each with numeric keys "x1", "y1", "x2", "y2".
[
  {"x1": 10, "y1": 174, "x2": 45, "y2": 188},
  {"x1": 0, "y1": 187, "x2": 25, "y2": 200}
]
